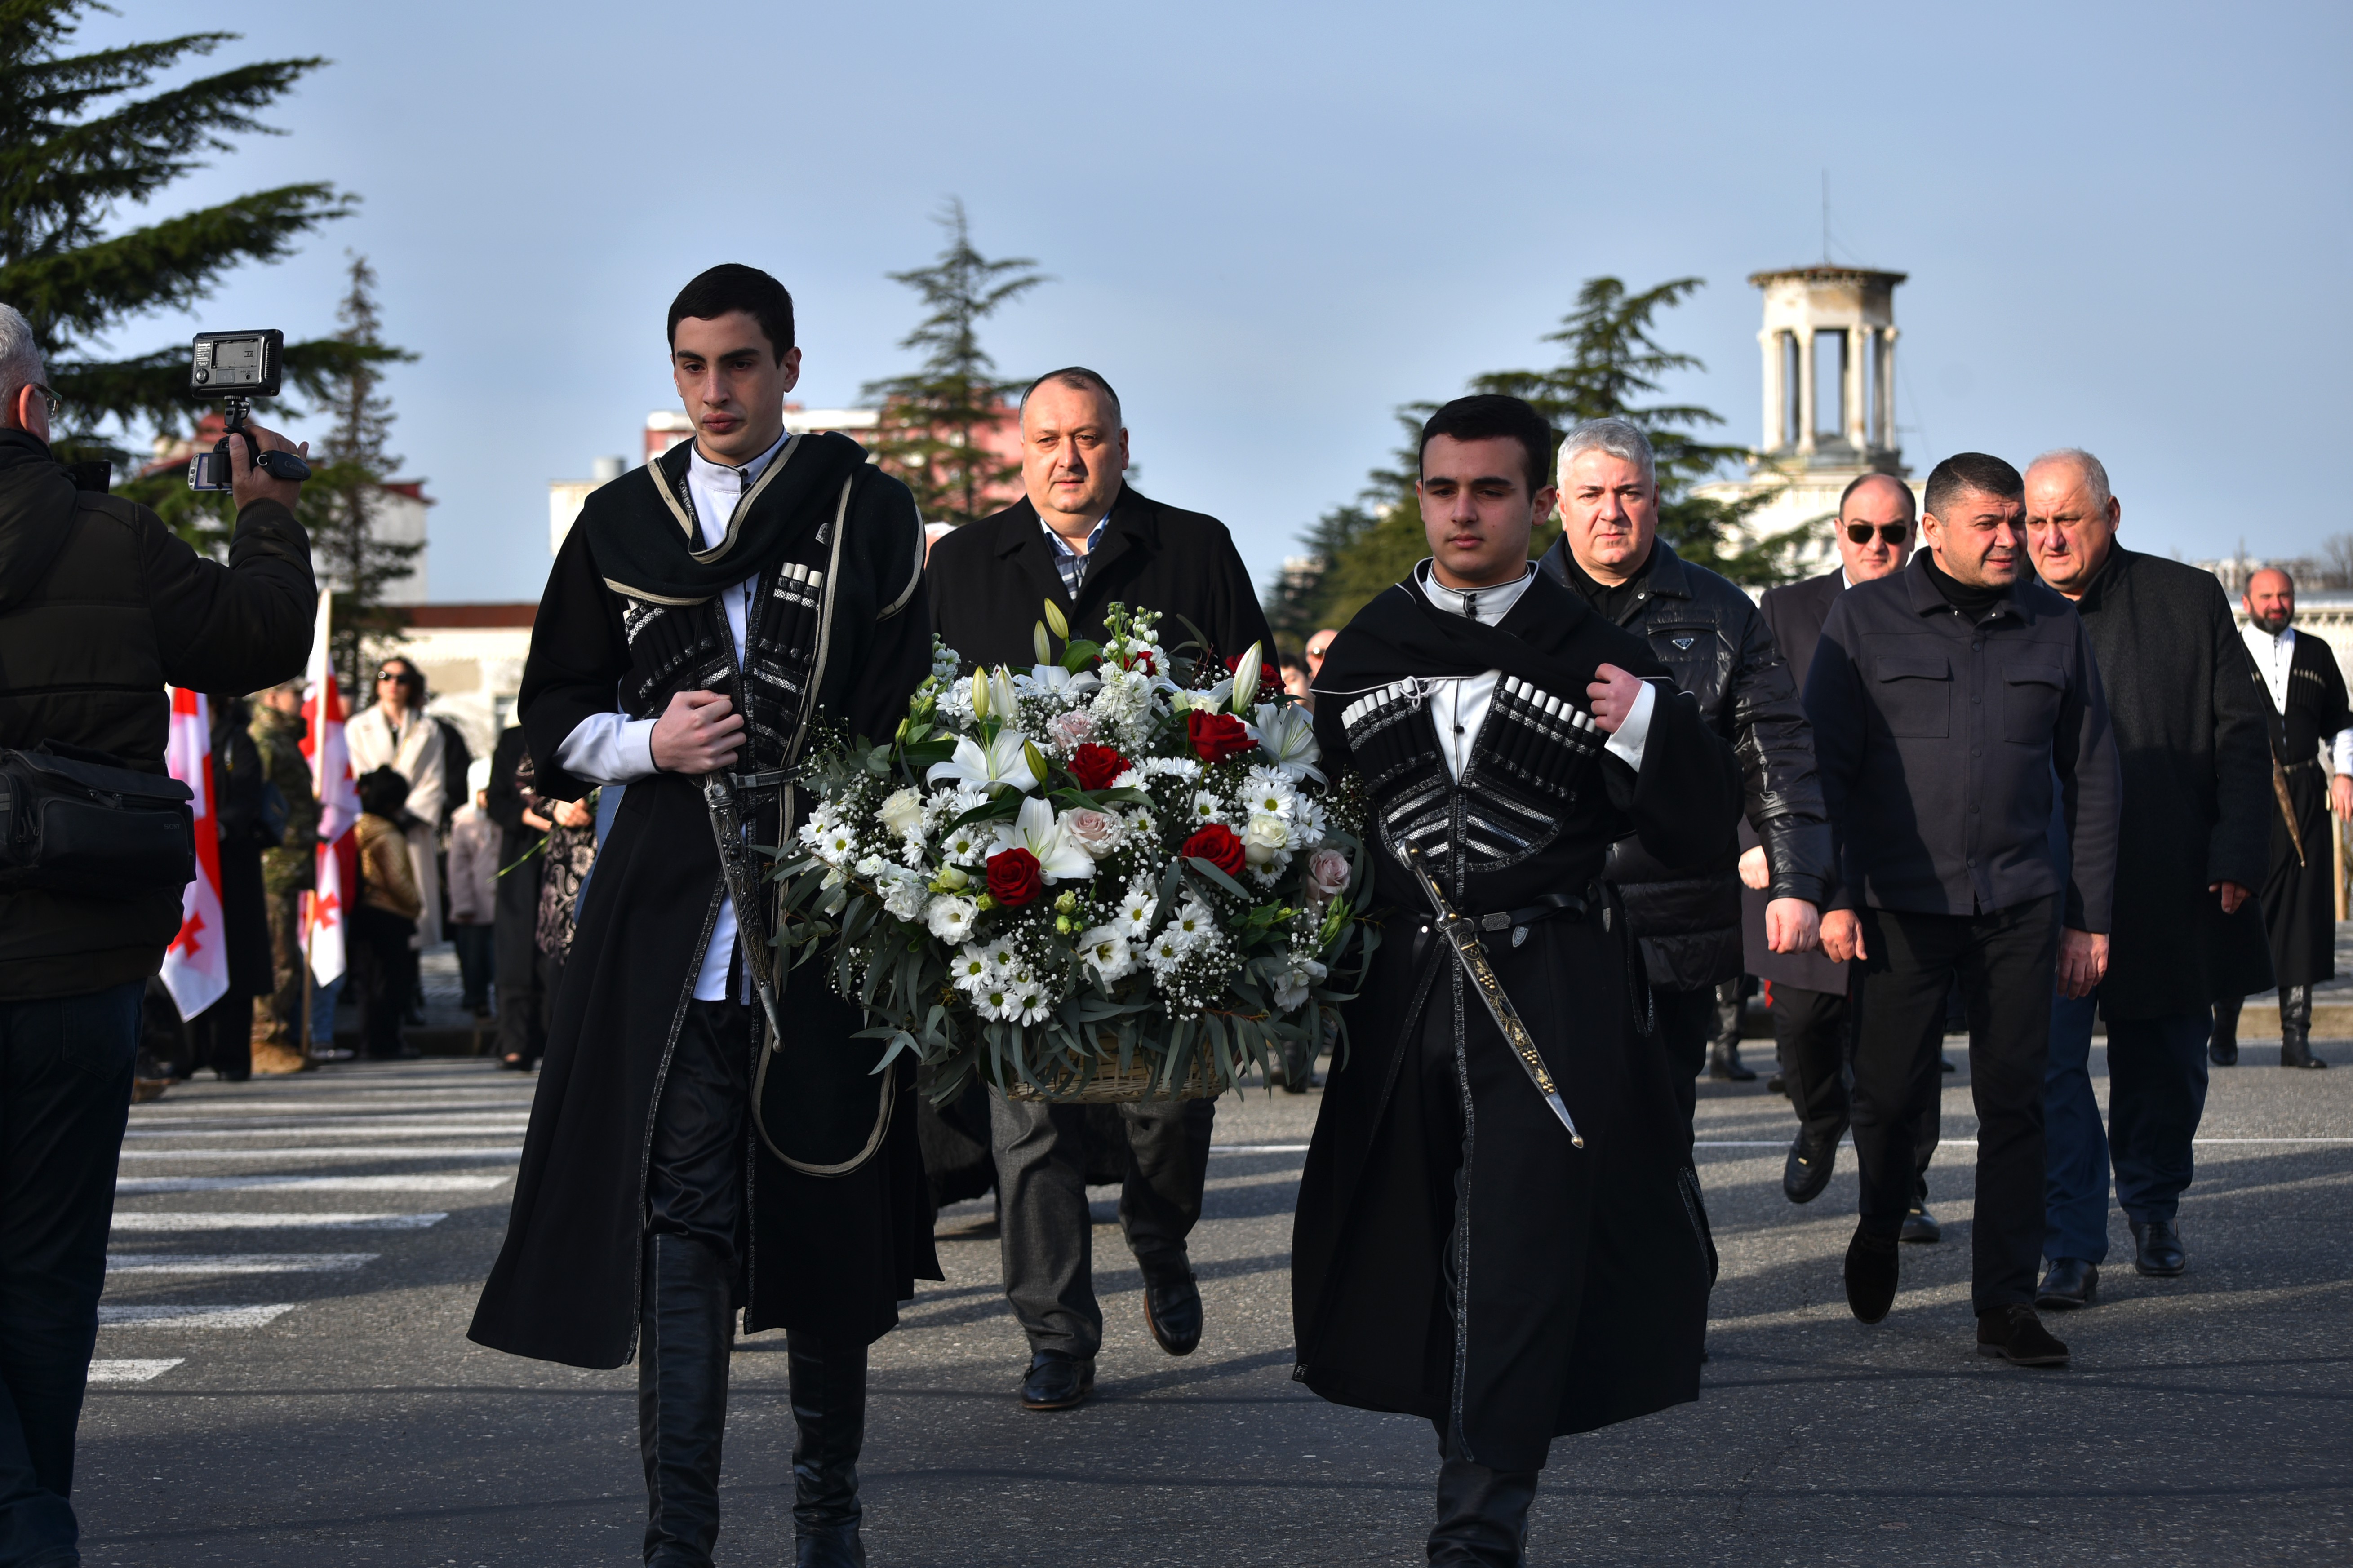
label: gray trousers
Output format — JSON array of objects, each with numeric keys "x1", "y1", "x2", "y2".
[{"x1": 988, "y1": 1091, "x2": 1215, "y2": 1358}]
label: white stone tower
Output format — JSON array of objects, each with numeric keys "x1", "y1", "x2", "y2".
[{"x1": 1699, "y1": 264, "x2": 1918, "y2": 578}]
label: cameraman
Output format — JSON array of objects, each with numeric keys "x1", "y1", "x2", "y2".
[{"x1": 0, "y1": 302, "x2": 315, "y2": 1563}]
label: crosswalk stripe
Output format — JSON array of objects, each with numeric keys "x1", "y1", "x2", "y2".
[
  {"x1": 98, "y1": 1305, "x2": 297, "y2": 1329},
  {"x1": 109, "y1": 1212, "x2": 447, "y2": 1232},
  {"x1": 105, "y1": 1254, "x2": 376, "y2": 1275},
  {"x1": 117, "y1": 1146, "x2": 521, "y2": 1162},
  {"x1": 124, "y1": 1117, "x2": 530, "y2": 1138},
  {"x1": 116, "y1": 1174, "x2": 508, "y2": 1194},
  {"x1": 88, "y1": 1359, "x2": 183, "y2": 1383}
]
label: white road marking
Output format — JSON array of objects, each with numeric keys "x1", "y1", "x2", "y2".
[
  {"x1": 98, "y1": 1304, "x2": 297, "y2": 1329},
  {"x1": 1208, "y1": 1144, "x2": 1310, "y2": 1154},
  {"x1": 106, "y1": 1253, "x2": 376, "y2": 1275},
  {"x1": 116, "y1": 1174, "x2": 508, "y2": 1194},
  {"x1": 88, "y1": 1359, "x2": 183, "y2": 1383},
  {"x1": 116, "y1": 1146, "x2": 521, "y2": 1162},
  {"x1": 110, "y1": 1212, "x2": 447, "y2": 1232},
  {"x1": 124, "y1": 1117, "x2": 530, "y2": 1138},
  {"x1": 1691, "y1": 1137, "x2": 2353, "y2": 1149}
]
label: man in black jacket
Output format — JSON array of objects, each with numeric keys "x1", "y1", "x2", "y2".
[
  {"x1": 928, "y1": 367, "x2": 1274, "y2": 1412},
  {"x1": 483, "y1": 724, "x2": 546, "y2": 1070},
  {"x1": 1538, "y1": 417, "x2": 1830, "y2": 1138},
  {"x1": 2023, "y1": 450, "x2": 2272, "y2": 1304},
  {"x1": 1810, "y1": 451, "x2": 2121, "y2": 1366},
  {"x1": 0, "y1": 301, "x2": 315, "y2": 1562},
  {"x1": 1744, "y1": 474, "x2": 1943, "y2": 1235}
]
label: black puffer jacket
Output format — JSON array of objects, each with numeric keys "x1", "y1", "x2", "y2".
[
  {"x1": 1538, "y1": 536, "x2": 1830, "y2": 988},
  {"x1": 0, "y1": 429, "x2": 315, "y2": 999}
]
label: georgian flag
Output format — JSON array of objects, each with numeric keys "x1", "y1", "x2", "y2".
[
  {"x1": 302, "y1": 590, "x2": 360, "y2": 986},
  {"x1": 160, "y1": 687, "x2": 230, "y2": 1020}
]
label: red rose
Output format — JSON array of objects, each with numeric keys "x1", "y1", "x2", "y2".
[
  {"x1": 1069, "y1": 743, "x2": 1132, "y2": 793},
  {"x1": 1122, "y1": 649, "x2": 1158, "y2": 674},
  {"x1": 1181, "y1": 823, "x2": 1247, "y2": 879},
  {"x1": 1187, "y1": 709, "x2": 1257, "y2": 765},
  {"x1": 1224, "y1": 652, "x2": 1282, "y2": 704},
  {"x1": 985, "y1": 846, "x2": 1043, "y2": 908}
]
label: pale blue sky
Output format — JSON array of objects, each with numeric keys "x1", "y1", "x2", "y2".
[{"x1": 69, "y1": 0, "x2": 2353, "y2": 600}]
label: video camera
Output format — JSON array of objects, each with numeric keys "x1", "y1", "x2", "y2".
[{"x1": 185, "y1": 329, "x2": 312, "y2": 491}]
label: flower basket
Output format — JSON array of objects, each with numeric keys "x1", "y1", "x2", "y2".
[{"x1": 769, "y1": 602, "x2": 1378, "y2": 1104}]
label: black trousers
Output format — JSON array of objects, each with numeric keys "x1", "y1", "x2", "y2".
[
  {"x1": 1774, "y1": 983, "x2": 1938, "y2": 1194},
  {"x1": 0, "y1": 981, "x2": 140, "y2": 1566},
  {"x1": 1853, "y1": 897, "x2": 2057, "y2": 1311},
  {"x1": 187, "y1": 991, "x2": 253, "y2": 1081},
  {"x1": 351, "y1": 906, "x2": 416, "y2": 1060},
  {"x1": 493, "y1": 846, "x2": 545, "y2": 1065},
  {"x1": 989, "y1": 1092, "x2": 1214, "y2": 1358},
  {"x1": 649, "y1": 998, "x2": 751, "y2": 1267},
  {"x1": 1653, "y1": 984, "x2": 1717, "y2": 1140}
]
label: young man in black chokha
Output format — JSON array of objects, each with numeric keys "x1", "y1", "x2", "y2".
[
  {"x1": 1291, "y1": 395, "x2": 1744, "y2": 1566},
  {"x1": 467, "y1": 265, "x2": 937, "y2": 1568}
]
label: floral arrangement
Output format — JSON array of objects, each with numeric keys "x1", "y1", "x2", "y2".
[{"x1": 769, "y1": 602, "x2": 1376, "y2": 1101}]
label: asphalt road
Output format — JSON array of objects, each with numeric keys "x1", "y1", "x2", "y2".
[{"x1": 76, "y1": 1030, "x2": 2352, "y2": 1566}]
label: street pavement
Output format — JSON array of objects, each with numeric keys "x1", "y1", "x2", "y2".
[{"x1": 76, "y1": 1028, "x2": 2352, "y2": 1566}]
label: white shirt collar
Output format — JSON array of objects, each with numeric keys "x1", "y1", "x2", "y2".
[
  {"x1": 1416, "y1": 560, "x2": 1536, "y2": 624},
  {"x1": 687, "y1": 429, "x2": 790, "y2": 490}
]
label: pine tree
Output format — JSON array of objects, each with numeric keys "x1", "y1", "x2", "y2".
[
  {"x1": 0, "y1": 2, "x2": 386, "y2": 455},
  {"x1": 862, "y1": 200, "x2": 1046, "y2": 527},
  {"x1": 304, "y1": 255, "x2": 421, "y2": 700}
]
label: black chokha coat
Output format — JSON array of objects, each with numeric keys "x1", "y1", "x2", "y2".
[{"x1": 468, "y1": 434, "x2": 941, "y2": 1370}]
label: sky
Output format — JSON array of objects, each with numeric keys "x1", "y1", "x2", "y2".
[{"x1": 62, "y1": 0, "x2": 2353, "y2": 602}]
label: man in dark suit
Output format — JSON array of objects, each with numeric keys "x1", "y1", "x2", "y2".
[
  {"x1": 2024, "y1": 450, "x2": 2273, "y2": 1306},
  {"x1": 1743, "y1": 473, "x2": 1943, "y2": 1238},
  {"x1": 928, "y1": 367, "x2": 1273, "y2": 1413}
]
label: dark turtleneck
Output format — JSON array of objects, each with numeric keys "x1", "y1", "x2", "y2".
[
  {"x1": 1561, "y1": 541, "x2": 1656, "y2": 626},
  {"x1": 1921, "y1": 552, "x2": 2007, "y2": 619}
]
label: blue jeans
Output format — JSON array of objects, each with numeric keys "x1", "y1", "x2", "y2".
[
  {"x1": 0, "y1": 981, "x2": 140, "y2": 1567},
  {"x1": 2044, "y1": 993, "x2": 2211, "y2": 1264}
]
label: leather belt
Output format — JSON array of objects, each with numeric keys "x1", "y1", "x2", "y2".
[
  {"x1": 2284, "y1": 757, "x2": 2321, "y2": 774},
  {"x1": 730, "y1": 767, "x2": 803, "y2": 792},
  {"x1": 1470, "y1": 885, "x2": 1605, "y2": 948}
]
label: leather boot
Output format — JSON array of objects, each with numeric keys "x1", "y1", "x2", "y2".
[
  {"x1": 2280, "y1": 985, "x2": 2330, "y2": 1069},
  {"x1": 2209, "y1": 997, "x2": 2242, "y2": 1066},
  {"x1": 789, "y1": 1330, "x2": 869, "y2": 1568},
  {"x1": 1429, "y1": 1450, "x2": 1539, "y2": 1566},
  {"x1": 638, "y1": 1233, "x2": 734, "y2": 1568}
]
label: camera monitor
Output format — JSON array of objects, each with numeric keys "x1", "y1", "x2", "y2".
[{"x1": 188, "y1": 330, "x2": 284, "y2": 399}]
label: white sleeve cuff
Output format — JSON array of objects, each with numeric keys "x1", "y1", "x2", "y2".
[
  {"x1": 1603, "y1": 679, "x2": 1658, "y2": 772},
  {"x1": 2334, "y1": 728, "x2": 2353, "y2": 776},
  {"x1": 555, "y1": 713, "x2": 659, "y2": 787}
]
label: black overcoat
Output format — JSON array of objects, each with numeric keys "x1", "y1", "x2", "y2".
[
  {"x1": 1291, "y1": 571, "x2": 1743, "y2": 1472},
  {"x1": 928, "y1": 484, "x2": 1272, "y2": 672},
  {"x1": 469, "y1": 438, "x2": 941, "y2": 1370},
  {"x1": 2068, "y1": 549, "x2": 2273, "y2": 1016}
]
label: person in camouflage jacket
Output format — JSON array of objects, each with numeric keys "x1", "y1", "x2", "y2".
[{"x1": 251, "y1": 680, "x2": 320, "y2": 1059}]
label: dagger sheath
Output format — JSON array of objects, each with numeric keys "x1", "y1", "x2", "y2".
[
  {"x1": 1403, "y1": 845, "x2": 1584, "y2": 1149},
  {"x1": 703, "y1": 771, "x2": 788, "y2": 1050}
]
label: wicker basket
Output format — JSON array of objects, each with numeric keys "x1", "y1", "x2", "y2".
[{"x1": 1000, "y1": 1051, "x2": 1221, "y2": 1103}]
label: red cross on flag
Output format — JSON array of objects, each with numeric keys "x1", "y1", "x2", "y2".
[
  {"x1": 303, "y1": 589, "x2": 359, "y2": 986},
  {"x1": 159, "y1": 687, "x2": 230, "y2": 1020}
]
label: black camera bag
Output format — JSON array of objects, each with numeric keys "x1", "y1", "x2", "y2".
[{"x1": 0, "y1": 742, "x2": 195, "y2": 898}]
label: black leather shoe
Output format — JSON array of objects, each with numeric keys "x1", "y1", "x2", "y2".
[
  {"x1": 1940, "y1": 1056, "x2": 1958, "y2": 1073},
  {"x1": 1141, "y1": 1264, "x2": 1203, "y2": 1356},
  {"x1": 1766, "y1": 1071, "x2": 1786, "y2": 1095},
  {"x1": 1019, "y1": 1351, "x2": 1094, "y2": 1411},
  {"x1": 1900, "y1": 1200, "x2": 1941, "y2": 1245},
  {"x1": 1844, "y1": 1227, "x2": 1899, "y2": 1324},
  {"x1": 1976, "y1": 1303, "x2": 2069, "y2": 1366},
  {"x1": 1782, "y1": 1133, "x2": 1836, "y2": 1205},
  {"x1": 1708, "y1": 1043, "x2": 1758, "y2": 1081},
  {"x1": 2130, "y1": 1217, "x2": 2187, "y2": 1277},
  {"x1": 2035, "y1": 1257, "x2": 2099, "y2": 1311},
  {"x1": 1430, "y1": 1451, "x2": 1538, "y2": 1566}
]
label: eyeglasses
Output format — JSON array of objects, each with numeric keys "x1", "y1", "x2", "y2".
[
  {"x1": 1845, "y1": 522, "x2": 1910, "y2": 546},
  {"x1": 23, "y1": 385, "x2": 59, "y2": 421},
  {"x1": 376, "y1": 669, "x2": 416, "y2": 685}
]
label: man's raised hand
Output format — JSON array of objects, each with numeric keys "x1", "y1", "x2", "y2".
[
  {"x1": 651, "y1": 690, "x2": 744, "y2": 774},
  {"x1": 1587, "y1": 663, "x2": 1643, "y2": 734}
]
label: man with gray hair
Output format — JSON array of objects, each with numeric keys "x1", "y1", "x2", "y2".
[
  {"x1": 1537, "y1": 416, "x2": 1831, "y2": 1138},
  {"x1": 2024, "y1": 448, "x2": 2272, "y2": 1305},
  {"x1": 0, "y1": 301, "x2": 315, "y2": 1560}
]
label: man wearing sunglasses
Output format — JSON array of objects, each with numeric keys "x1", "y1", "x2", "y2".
[{"x1": 1745, "y1": 474, "x2": 1945, "y2": 1237}]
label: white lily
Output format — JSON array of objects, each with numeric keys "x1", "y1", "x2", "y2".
[
  {"x1": 988, "y1": 796, "x2": 1098, "y2": 882},
  {"x1": 926, "y1": 729, "x2": 1043, "y2": 795},
  {"x1": 986, "y1": 665, "x2": 1022, "y2": 720},
  {"x1": 1253, "y1": 702, "x2": 1324, "y2": 782},
  {"x1": 1020, "y1": 662, "x2": 1100, "y2": 698}
]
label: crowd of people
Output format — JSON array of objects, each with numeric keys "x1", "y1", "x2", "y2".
[{"x1": 0, "y1": 260, "x2": 2342, "y2": 1568}]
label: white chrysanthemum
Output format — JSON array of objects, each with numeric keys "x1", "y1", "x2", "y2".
[
  {"x1": 1187, "y1": 790, "x2": 1227, "y2": 826},
  {"x1": 1145, "y1": 928, "x2": 1188, "y2": 976},
  {"x1": 972, "y1": 982, "x2": 1018, "y2": 1022},
  {"x1": 1114, "y1": 882, "x2": 1158, "y2": 939},
  {"x1": 1242, "y1": 766, "x2": 1298, "y2": 820},
  {"x1": 940, "y1": 818, "x2": 988, "y2": 867},
  {"x1": 1076, "y1": 926, "x2": 1137, "y2": 984},
  {"x1": 881, "y1": 868, "x2": 927, "y2": 921},
  {"x1": 926, "y1": 895, "x2": 978, "y2": 942},
  {"x1": 1167, "y1": 898, "x2": 1218, "y2": 951},
  {"x1": 1012, "y1": 983, "x2": 1054, "y2": 1025},
  {"x1": 976, "y1": 938, "x2": 1017, "y2": 973},
  {"x1": 804, "y1": 815, "x2": 859, "y2": 866},
  {"x1": 947, "y1": 944, "x2": 994, "y2": 992}
]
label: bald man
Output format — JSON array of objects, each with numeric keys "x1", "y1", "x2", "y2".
[
  {"x1": 1745, "y1": 473, "x2": 1942, "y2": 1239},
  {"x1": 2213, "y1": 567, "x2": 2352, "y2": 1072}
]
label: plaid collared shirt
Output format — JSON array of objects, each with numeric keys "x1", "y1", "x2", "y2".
[{"x1": 1042, "y1": 515, "x2": 1109, "y2": 597}]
